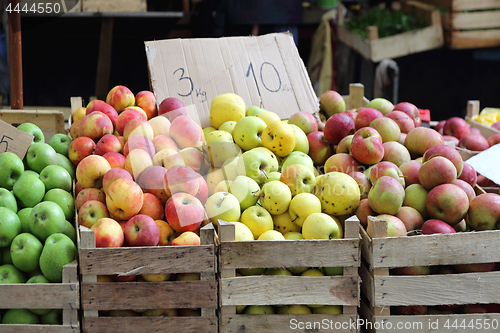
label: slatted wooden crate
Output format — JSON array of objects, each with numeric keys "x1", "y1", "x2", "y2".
[
  {"x1": 79, "y1": 223, "x2": 218, "y2": 333},
  {"x1": 419, "y1": 0, "x2": 500, "y2": 49},
  {"x1": 0, "y1": 260, "x2": 80, "y2": 332},
  {"x1": 218, "y1": 217, "x2": 361, "y2": 333},
  {"x1": 359, "y1": 216, "x2": 500, "y2": 333},
  {"x1": 465, "y1": 100, "x2": 500, "y2": 140},
  {"x1": 337, "y1": 1, "x2": 444, "y2": 63},
  {"x1": 0, "y1": 110, "x2": 66, "y2": 143}
]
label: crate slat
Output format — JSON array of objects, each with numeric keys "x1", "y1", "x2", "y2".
[
  {"x1": 0, "y1": 283, "x2": 79, "y2": 309},
  {"x1": 82, "y1": 280, "x2": 217, "y2": 310},
  {"x1": 84, "y1": 316, "x2": 218, "y2": 333},
  {"x1": 79, "y1": 245, "x2": 215, "y2": 275},
  {"x1": 0, "y1": 325, "x2": 80, "y2": 333},
  {"x1": 450, "y1": 11, "x2": 500, "y2": 30},
  {"x1": 220, "y1": 275, "x2": 358, "y2": 306},
  {"x1": 420, "y1": 0, "x2": 500, "y2": 11}
]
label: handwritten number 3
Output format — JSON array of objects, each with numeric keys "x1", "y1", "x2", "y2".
[
  {"x1": 174, "y1": 68, "x2": 194, "y2": 97},
  {"x1": 0, "y1": 135, "x2": 13, "y2": 152}
]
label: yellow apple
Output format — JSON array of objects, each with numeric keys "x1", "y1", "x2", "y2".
[
  {"x1": 125, "y1": 149, "x2": 153, "y2": 180},
  {"x1": 214, "y1": 180, "x2": 232, "y2": 193},
  {"x1": 147, "y1": 116, "x2": 171, "y2": 137},
  {"x1": 302, "y1": 213, "x2": 341, "y2": 240},
  {"x1": 283, "y1": 231, "x2": 303, "y2": 240},
  {"x1": 141, "y1": 273, "x2": 171, "y2": 282},
  {"x1": 256, "y1": 110, "x2": 281, "y2": 125},
  {"x1": 205, "y1": 192, "x2": 241, "y2": 225},
  {"x1": 262, "y1": 121, "x2": 295, "y2": 157},
  {"x1": 289, "y1": 124, "x2": 309, "y2": 154},
  {"x1": 273, "y1": 211, "x2": 301, "y2": 234},
  {"x1": 277, "y1": 305, "x2": 312, "y2": 314},
  {"x1": 264, "y1": 268, "x2": 292, "y2": 276},
  {"x1": 243, "y1": 305, "x2": 275, "y2": 314},
  {"x1": 240, "y1": 206, "x2": 273, "y2": 239},
  {"x1": 251, "y1": 147, "x2": 279, "y2": 172},
  {"x1": 260, "y1": 181, "x2": 292, "y2": 215},
  {"x1": 127, "y1": 121, "x2": 154, "y2": 141},
  {"x1": 218, "y1": 120, "x2": 237, "y2": 136},
  {"x1": 210, "y1": 93, "x2": 246, "y2": 129},
  {"x1": 205, "y1": 168, "x2": 225, "y2": 196},
  {"x1": 204, "y1": 130, "x2": 240, "y2": 168},
  {"x1": 288, "y1": 193, "x2": 322, "y2": 227},
  {"x1": 229, "y1": 221, "x2": 254, "y2": 241},
  {"x1": 257, "y1": 230, "x2": 285, "y2": 240},
  {"x1": 315, "y1": 172, "x2": 360, "y2": 216}
]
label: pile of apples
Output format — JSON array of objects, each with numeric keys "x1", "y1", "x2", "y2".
[
  {"x1": 0, "y1": 125, "x2": 77, "y2": 325},
  {"x1": 316, "y1": 91, "x2": 500, "y2": 316}
]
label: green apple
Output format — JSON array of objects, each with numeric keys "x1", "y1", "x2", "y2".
[
  {"x1": 228, "y1": 221, "x2": 255, "y2": 241},
  {"x1": 17, "y1": 122, "x2": 44, "y2": 143},
  {"x1": 264, "y1": 268, "x2": 292, "y2": 276},
  {"x1": 202, "y1": 126, "x2": 217, "y2": 139},
  {"x1": 237, "y1": 267, "x2": 265, "y2": 276},
  {"x1": 277, "y1": 305, "x2": 312, "y2": 314},
  {"x1": 302, "y1": 213, "x2": 341, "y2": 240},
  {"x1": 260, "y1": 181, "x2": 292, "y2": 215},
  {"x1": 2, "y1": 309, "x2": 39, "y2": 324},
  {"x1": 214, "y1": 180, "x2": 232, "y2": 193},
  {"x1": 302, "y1": 268, "x2": 324, "y2": 276},
  {"x1": 258, "y1": 230, "x2": 286, "y2": 240},
  {"x1": 244, "y1": 305, "x2": 275, "y2": 314},
  {"x1": 205, "y1": 192, "x2": 241, "y2": 225},
  {"x1": 289, "y1": 124, "x2": 309, "y2": 154},
  {"x1": 229, "y1": 175, "x2": 261, "y2": 211},
  {"x1": 403, "y1": 184, "x2": 429, "y2": 220},
  {"x1": 56, "y1": 153, "x2": 76, "y2": 180},
  {"x1": 0, "y1": 152, "x2": 24, "y2": 190},
  {"x1": 251, "y1": 147, "x2": 279, "y2": 173},
  {"x1": 265, "y1": 171, "x2": 281, "y2": 183},
  {"x1": 322, "y1": 266, "x2": 343, "y2": 276},
  {"x1": 288, "y1": 193, "x2": 322, "y2": 227},
  {"x1": 204, "y1": 130, "x2": 240, "y2": 168},
  {"x1": 39, "y1": 233, "x2": 77, "y2": 282},
  {"x1": 28, "y1": 201, "x2": 66, "y2": 242},
  {"x1": 233, "y1": 116, "x2": 267, "y2": 151},
  {"x1": 280, "y1": 164, "x2": 316, "y2": 195},
  {"x1": 48, "y1": 133, "x2": 72, "y2": 157},
  {"x1": 255, "y1": 110, "x2": 281, "y2": 125},
  {"x1": 10, "y1": 233, "x2": 43, "y2": 273},
  {"x1": 43, "y1": 189, "x2": 75, "y2": 221},
  {"x1": 220, "y1": 156, "x2": 240, "y2": 181},
  {"x1": 218, "y1": 121, "x2": 237, "y2": 136},
  {"x1": 240, "y1": 206, "x2": 273, "y2": 239},
  {"x1": 281, "y1": 151, "x2": 315, "y2": 174},
  {"x1": 39, "y1": 165, "x2": 72, "y2": 192},
  {"x1": 0, "y1": 188, "x2": 18, "y2": 212},
  {"x1": 283, "y1": 231, "x2": 303, "y2": 240},
  {"x1": 26, "y1": 142, "x2": 58, "y2": 173},
  {"x1": 2, "y1": 247, "x2": 12, "y2": 264},
  {"x1": 13, "y1": 174, "x2": 45, "y2": 208},
  {"x1": 237, "y1": 150, "x2": 271, "y2": 185},
  {"x1": 26, "y1": 274, "x2": 52, "y2": 315},
  {"x1": 17, "y1": 208, "x2": 33, "y2": 233},
  {"x1": 0, "y1": 263, "x2": 26, "y2": 283},
  {"x1": 0, "y1": 207, "x2": 21, "y2": 247},
  {"x1": 246, "y1": 105, "x2": 266, "y2": 117},
  {"x1": 312, "y1": 305, "x2": 342, "y2": 314},
  {"x1": 23, "y1": 170, "x2": 39, "y2": 178},
  {"x1": 40, "y1": 309, "x2": 62, "y2": 325},
  {"x1": 62, "y1": 220, "x2": 77, "y2": 244},
  {"x1": 273, "y1": 212, "x2": 301, "y2": 234}
]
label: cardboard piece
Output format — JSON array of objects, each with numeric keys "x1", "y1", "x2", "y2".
[
  {"x1": 0, "y1": 119, "x2": 34, "y2": 159},
  {"x1": 466, "y1": 144, "x2": 500, "y2": 186},
  {"x1": 145, "y1": 33, "x2": 319, "y2": 128}
]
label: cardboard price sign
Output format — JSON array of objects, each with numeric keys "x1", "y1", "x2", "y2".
[
  {"x1": 0, "y1": 119, "x2": 34, "y2": 159},
  {"x1": 145, "y1": 33, "x2": 319, "y2": 128}
]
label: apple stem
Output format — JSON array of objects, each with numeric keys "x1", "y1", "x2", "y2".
[
  {"x1": 261, "y1": 169, "x2": 268, "y2": 179},
  {"x1": 254, "y1": 193, "x2": 265, "y2": 198}
]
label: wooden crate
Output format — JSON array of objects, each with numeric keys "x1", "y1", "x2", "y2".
[
  {"x1": 359, "y1": 216, "x2": 500, "y2": 333},
  {"x1": 82, "y1": 0, "x2": 147, "y2": 12},
  {"x1": 79, "y1": 223, "x2": 218, "y2": 333},
  {"x1": 218, "y1": 217, "x2": 361, "y2": 333},
  {"x1": 418, "y1": 0, "x2": 500, "y2": 49},
  {"x1": 0, "y1": 110, "x2": 66, "y2": 143},
  {"x1": 0, "y1": 260, "x2": 80, "y2": 332},
  {"x1": 337, "y1": 1, "x2": 444, "y2": 63}
]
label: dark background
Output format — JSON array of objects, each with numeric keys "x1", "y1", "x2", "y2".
[{"x1": 12, "y1": 1, "x2": 500, "y2": 122}]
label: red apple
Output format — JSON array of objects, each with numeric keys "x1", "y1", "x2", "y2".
[
  {"x1": 395, "y1": 206, "x2": 424, "y2": 232},
  {"x1": 477, "y1": 174, "x2": 497, "y2": 188},
  {"x1": 369, "y1": 117, "x2": 401, "y2": 143},
  {"x1": 458, "y1": 162, "x2": 477, "y2": 187},
  {"x1": 434, "y1": 120, "x2": 446, "y2": 134},
  {"x1": 421, "y1": 219, "x2": 456, "y2": 235},
  {"x1": 136, "y1": 166, "x2": 169, "y2": 204},
  {"x1": 156, "y1": 220, "x2": 176, "y2": 246},
  {"x1": 122, "y1": 214, "x2": 160, "y2": 246},
  {"x1": 370, "y1": 214, "x2": 407, "y2": 237},
  {"x1": 194, "y1": 177, "x2": 209, "y2": 205},
  {"x1": 307, "y1": 131, "x2": 334, "y2": 165},
  {"x1": 75, "y1": 182, "x2": 84, "y2": 197},
  {"x1": 288, "y1": 111, "x2": 318, "y2": 135},
  {"x1": 102, "y1": 168, "x2": 133, "y2": 195},
  {"x1": 159, "y1": 97, "x2": 185, "y2": 116},
  {"x1": 95, "y1": 134, "x2": 122, "y2": 156},
  {"x1": 139, "y1": 193, "x2": 165, "y2": 221},
  {"x1": 487, "y1": 133, "x2": 500, "y2": 147},
  {"x1": 459, "y1": 133, "x2": 489, "y2": 151},
  {"x1": 324, "y1": 153, "x2": 362, "y2": 174},
  {"x1": 76, "y1": 155, "x2": 112, "y2": 188},
  {"x1": 335, "y1": 134, "x2": 353, "y2": 154},
  {"x1": 165, "y1": 193, "x2": 205, "y2": 233},
  {"x1": 68, "y1": 136, "x2": 96, "y2": 165},
  {"x1": 354, "y1": 107, "x2": 383, "y2": 130},
  {"x1": 343, "y1": 109, "x2": 357, "y2": 120},
  {"x1": 369, "y1": 161, "x2": 405, "y2": 187},
  {"x1": 323, "y1": 112, "x2": 355, "y2": 145},
  {"x1": 135, "y1": 91, "x2": 157, "y2": 119},
  {"x1": 385, "y1": 111, "x2": 415, "y2": 134},
  {"x1": 452, "y1": 179, "x2": 476, "y2": 203},
  {"x1": 368, "y1": 177, "x2": 405, "y2": 216},
  {"x1": 319, "y1": 90, "x2": 345, "y2": 117},
  {"x1": 426, "y1": 184, "x2": 469, "y2": 225},
  {"x1": 123, "y1": 135, "x2": 155, "y2": 159},
  {"x1": 91, "y1": 218, "x2": 124, "y2": 247},
  {"x1": 354, "y1": 198, "x2": 375, "y2": 228},
  {"x1": 70, "y1": 120, "x2": 81, "y2": 139},
  {"x1": 382, "y1": 141, "x2": 411, "y2": 167},
  {"x1": 106, "y1": 178, "x2": 144, "y2": 221},
  {"x1": 165, "y1": 165, "x2": 200, "y2": 196},
  {"x1": 442, "y1": 135, "x2": 459, "y2": 146},
  {"x1": 349, "y1": 171, "x2": 371, "y2": 199},
  {"x1": 469, "y1": 127, "x2": 482, "y2": 135},
  {"x1": 443, "y1": 117, "x2": 470, "y2": 140},
  {"x1": 393, "y1": 102, "x2": 421, "y2": 127},
  {"x1": 78, "y1": 111, "x2": 114, "y2": 141},
  {"x1": 78, "y1": 200, "x2": 110, "y2": 229},
  {"x1": 153, "y1": 135, "x2": 179, "y2": 153},
  {"x1": 106, "y1": 85, "x2": 135, "y2": 113},
  {"x1": 178, "y1": 147, "x2": 205, "y2": 174},
  {"x1": 399, "y1": 160, "x2": 421, "y2": 186},
  {"x1": 467, "y1": 193, "x2": 500, "y2": 231},
  {"x1": 102, "y1": 152, "x2": 126, "y2": 169},
  {"x1": 169, "y1": 116, "x2": 204, "y2": 149},
  {"x1": 392, "y1": 265, "x2": 430, "y2": 275},
  {"x1": 351, "y1": 127, "x2": 384, "y2": 165},
  {"x1": 418, "y1": 156, "x2": 457, "y2": 190},
  {"x1": 404, "y1": 127, "x2": 444, "y2": 158},
  {"x1": 399, "y1": 133, "x2": 406, "y2": 145},
  {"x1": 75, "y1": 188, "x2": 106, "y2": 212},
  {"x1": 423, "y1": 144, "x2": 463, "y2": 177},
  {"x1": 86, "y1": 101, "x2": 119, "y2": 129},
  {"x1": 115, "y1": 110, "x2": 146, "y2": 136},
  {"x1": 86, "y1": 99, "x2": 104, "y2": 114}
]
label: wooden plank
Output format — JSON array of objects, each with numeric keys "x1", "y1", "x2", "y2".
[
  {"x1": 80, "y1": 225, "x2": 98, "y2": 319},
  {"x1": 220, "y1": 314, "x2": 358, "y2": 333},
  {"x1": 359, "y1": 263, "x2": 375, "y2": 309},
  {"x1": 348, "y1": 83, "x2": 366, "y2": 110},
  {"x1": 218, "y1": 221, "x2": 237, "y2": 321},
  {"x1": 0, "y1": 283, "x2": 79, "y2": 309},
  {"x1": 62, "y1": 260, "x2": 80, "y2": 328},
  {"x1": 469, "y1": 119, "x2": 500, "y2": 139},
  {"x1": 370, "y1": 229, "x2": 500, "y2": 268},
  {"x1": 82, "y1": 280, "x2": 217, "y2": 310},
  {"x1": 79, "y1": 245, "x2": 216, "y2": 275},
  {"x1": 219, "y1": 239, "x2": 359, "y2": 269},
  {"x1": 451, "y1": 11, "x2": 500, "y2": 30},
  {"x1": 466, "y1": 100, "x2": 480, "y2": 119},
  {"x1": 374, "y1": 271, "x2": 500, "y2": 307},
  {"x1": 360, "y1": 224, "x2": 373, "y2": 270},
  {"x1": 0, "y1": 110, "x2": 66, "y2": 142},
  {"x1": 447, "y1": 29, "x2": 500, "y2": 49},
  {"x1": 82, "y1": 0, "x2": 146, "y2": 12},
  {"x1": 84, "y1": 316, "x2": 217, "y2": 333},
  {"x1": 452, "y1": 0, "x2": 500, "y2": 11},
  {"x1": 220, "y1": 275, "x2": 358, "y2": 306},
  {"x1": 200, "y1": 224, "x2": 217, "y2": 324},
  {"x1": 343, "y1": 216, "x2": 360, "y2": 316},
  {"x1": 359, "y1": 301, "x2": 376, "y2": 333},
  {"x1": 0, "y1": 325, "x2": 80, "y2": 333},
  {"x1": 337, "y1": 26, "x2": 372, "y2": 62}
]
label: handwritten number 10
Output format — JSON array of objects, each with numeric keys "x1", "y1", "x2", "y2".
[
  {"x1": 246, "y1": 62, "x2": 282, "y2": 93},
  {"x1": 0, "y1": 135, "x2": 13, "y2": 152}
]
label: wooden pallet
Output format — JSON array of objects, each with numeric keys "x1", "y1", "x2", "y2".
[
  {"x1": 337, "y1": 1, "x2": 444, "y2": 63},
  {"x1": 418, "y1": 0, "x2": 500, "y2": 49},
  {"x1": 0, "y1": 260, "x2": 80, "y2": 332},
  {"x1": 359, "y1": 216, "x2": 500, "y2": 333},
  {"x1": 218, "y1": 217, "x2": 361, "y2": 333},
  {"x1": 0, "y1": 110, "x2": 66, "y2": 143},
  {"x1": 79, "y1": 223, "x2": 218, "y2": 333}
]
